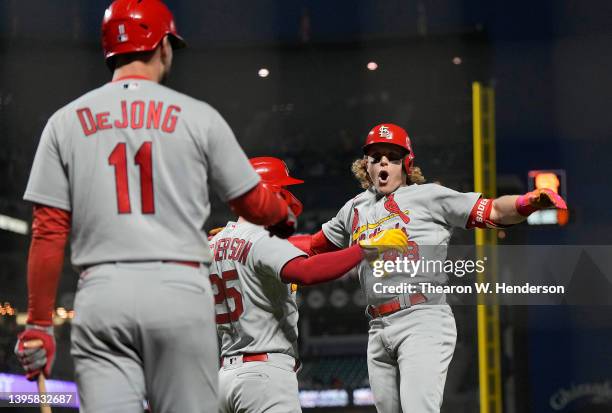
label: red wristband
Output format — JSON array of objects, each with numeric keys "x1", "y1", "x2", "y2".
[{"x1": 467, "y1": 198, "x2": 493, "y2": 229}]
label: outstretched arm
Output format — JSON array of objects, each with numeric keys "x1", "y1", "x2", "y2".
[
  {"x1": 489, "y1": 195, "x2": 525, "y2": 225},
  {"x1": 469, "y1": 189, "x2": 567, "y2": 229},
  {"x1": 280, "y1": 244, "x2": 363, "y2": 285},
  {"x1": 282, "y1": 229, "x2": 408, "y2": 285},
  {"x1": 288, "y1": 230, "x2": 340, "y2": 256}
]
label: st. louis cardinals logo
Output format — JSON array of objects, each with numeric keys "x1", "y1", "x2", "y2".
[
  {"x1": 117, "y1": 24, "x2": 128, "y2": 42},
  {"x1": 351, "y1": 205, "x2": 410, "y2": 242},
  {"x1": 384, "y1": 194, "x2": 410, "y2": 224},
  {"x1": 351, "y1": 208, "x2": 360, "y2": 233},
  {"x1": 378, "y1": 125, "x2": 393, "y2": 139}
]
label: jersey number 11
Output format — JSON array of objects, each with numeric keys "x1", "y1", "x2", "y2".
[{"x1": 108, "y1": 141, "x2": 155, "y2": 214}]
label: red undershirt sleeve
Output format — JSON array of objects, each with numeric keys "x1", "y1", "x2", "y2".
[
  {"x1": 26, "y1": 204, "x2": 71, "y2": 326},
  {"x1": 280, "y1": 244, "x2": 364, "y2": 285},
  {"x1": 288, "y1": 234, "x2": 313, "y2": 255},
  {"x1": 288, "y1": 230, "x2": 340, "y2": 256},
  {"x1": 311, "y1": 230, "x2": 341, "y2": 254}
]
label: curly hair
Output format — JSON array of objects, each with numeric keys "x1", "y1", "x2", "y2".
[{"x1": 351, "y1": 158, "x2": 426, "y2": 190}]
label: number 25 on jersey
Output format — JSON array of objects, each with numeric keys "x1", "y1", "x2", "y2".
[{"x1": 210, "y1": 270, "x2": 244, "y2": 324}]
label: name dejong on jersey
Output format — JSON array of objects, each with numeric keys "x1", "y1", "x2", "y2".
[{"x1": 76, "y1": 99, "x2": 182, "y2": 137}]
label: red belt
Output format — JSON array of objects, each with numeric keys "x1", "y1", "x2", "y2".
[
  {"x1": 367, "y1": 293, "x2": 427, "y2": 318},
  {"x1": 81, "y1": 260, "x2": 200, "y2": 272},
  {"x1": 163, "y1": 260, "x2": 200, "y2": 268},
  {"x1": 222, "y1": 352, "x2": 301, "y2": 371}
]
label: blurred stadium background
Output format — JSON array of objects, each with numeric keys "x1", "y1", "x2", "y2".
[{"x1": 1, "y1": 1, "x2": 611, "y2": 412}]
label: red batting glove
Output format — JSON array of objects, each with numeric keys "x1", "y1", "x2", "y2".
[
  {"x1": 14, "y1": 325, "x2": 56, "y2": 380},
  {"x1": 515, "y1": 188, "x2": 568, "y2": 216}
]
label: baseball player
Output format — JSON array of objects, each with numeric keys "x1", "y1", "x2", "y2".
[
  {"x1": 292, "y1": 123, "x2": 568, "y2": 413},
  {"x1": 210, "y1": 157, "x2": 410, "y2": 413},
  {"x1": 14, "y1": 1, "x2": 298, "y2": 412}
]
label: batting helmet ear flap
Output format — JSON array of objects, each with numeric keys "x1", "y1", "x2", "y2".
[
  {"x1": 280, "y1": 188, "x2": 303, "y2": 217},
  {"x1": 404, "y1": 152, "x2": 415, "y2": 173},
  {"x1": 260, "y1": 184, "x2": 304, "y2": 218}
]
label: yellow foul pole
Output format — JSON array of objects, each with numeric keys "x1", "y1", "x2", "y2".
[{"x1": 472, "y1": 82, "x2": 503, "y2": 413}]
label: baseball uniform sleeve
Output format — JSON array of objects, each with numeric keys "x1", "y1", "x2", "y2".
[
  {"x1": 249, "y1": 235, "x2": 306, "y2": 282},
  {"x1": 206, "y1": 110, "x2": 260, "y2": 202},
  {"x1": 23, "y1": 118, "x2": 71, "y2": 211},
  {"x1": 322, "y1": 199, "x2": 353, "y2": 249},
  {"x1": 428, "y1": 184, "x2": 481, "y2": 228},
  {"x1": 26, "y1": 205, "x2": 70, "y2": 327}
]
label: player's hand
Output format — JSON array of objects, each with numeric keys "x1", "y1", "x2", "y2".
[
  {"x1": 207, "y1": 227, "x2": 225, "y2": 240},
  {"x1": 14, "y1": 325, "x2": 56, "y2": 381},
  {"x1": 266, "y1": 206, "x2": 297, "y2": 239},
  {"x1": 359, "y1": 229, "x2": 409, "y2": 259},
  {"x1": 516, "y1": 188, "x2": 567, "y2": 216}
]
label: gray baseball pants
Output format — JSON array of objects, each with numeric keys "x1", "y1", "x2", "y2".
[
  {"x1": 71, "y1": 262, "x2": 218, "y2": 413},
  {"x1": 367, "y1": 305, "x2": 457, "y2": 413},
  {"x1": 218, "y1": 353, "x2": 301, "y2": 413}
]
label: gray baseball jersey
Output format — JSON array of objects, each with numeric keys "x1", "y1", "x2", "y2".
[
  {"x1": 322, "y1": 183, "x2": 480, "y2": 306},
  {"x1": 323, "y1": 183, "x2": 477, "y2": 413},
  {"x1": 24, "y1": 78, "x2": 259, "y2": 266},
  {"x1": 209, "y1": 221, "x2": 306, "y2": 359}
]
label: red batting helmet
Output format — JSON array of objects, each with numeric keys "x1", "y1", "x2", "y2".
[
  {"x1": 101, "y1": 0, "x2": 186, "y2": 63},
  {"x1": 363, "y1": 123, "x2": 415, "y2": 172},
  {"x1": 250, "y1": 157, "x2": 304, "y2": 217}
]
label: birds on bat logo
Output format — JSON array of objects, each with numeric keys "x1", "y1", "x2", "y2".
[
  {"x1": 378, "y1": 125, "x2": 393, "y2": 139},
  {"x1": 384, "y1": 194, "x2": 410, "y2": 224}
]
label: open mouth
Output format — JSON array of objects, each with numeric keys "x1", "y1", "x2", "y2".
[{"x1": 378, "y1": 170, "x2": 389, "y2": 185}]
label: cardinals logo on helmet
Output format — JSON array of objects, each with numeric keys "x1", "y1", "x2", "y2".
[
  {"x1": 378, "y1": 125, "x2": 393, "y2": 139},
  {"x1": 117, "y1": 24, "x2": 128, "y2": 42}
]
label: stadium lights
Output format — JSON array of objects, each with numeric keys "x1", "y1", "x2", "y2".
[
  {"x1": 14, "y1": 308, "x2": 75, "y2": 326},
  {"x1": 366, "y1": 61, "x2": 378, "y2": 71},
  {"x1": 0, "y1": 302, "x2": 16, "y2": 316},
  {"x1": 452, "y1": 56, "x2": 462, "y2": 65},
  {"x1": 258, "y1": 68, "x2": 270, "y2": 78},
  {"x1": 299, "y1": 390, "x2": 349, "y2": 408}
]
